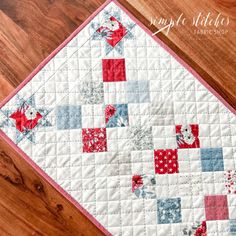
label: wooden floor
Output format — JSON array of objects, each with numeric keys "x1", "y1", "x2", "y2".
[{"x1": 0, "y1": 0, "x2": 235, "y2": 235}]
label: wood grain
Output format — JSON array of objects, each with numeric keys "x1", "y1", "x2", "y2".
[
  {"x1": 0, "y1": 139, "x2": 104, "y2": 236},
  {"x1": 0, "y1": 0, "x2": 235, "y2": 235}
]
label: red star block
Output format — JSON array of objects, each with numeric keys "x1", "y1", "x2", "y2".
[
  {"x1": 97, "y1": 16, "x2": 127, "y2": 47},
  {"x1": 154, "y1": 149, "x2": 179, "y2": 174},
  {"x1": 102, "y1": 59, "x2": 126, "y2": 82},
  {"x1": 10, "y1": 106, "x2": 42, "y2": 132},
  {"x1": 82, "y1": 128, "x2": 107, "y2": 153}
]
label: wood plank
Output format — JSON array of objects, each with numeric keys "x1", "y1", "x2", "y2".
[
  {"x1": 0, "y1": 0, "x2": 104, "y2": 87},
  {"x1": 0, "y1": 73, "x2": 13, "y2": 101}
]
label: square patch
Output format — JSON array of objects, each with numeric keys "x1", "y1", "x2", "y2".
[
  {"x1": 126, "y1": 80, "x2": 150, "y2": 103},
  {"x1": 130, "y1": 126, "x2": 153, "y2": 151},
  {"x1": 132, "y1": 174, "x2": 156, "y2": 199},
  {"x1": 225, "y1": 170, "x2": 236, "y2": 194},
  {"x1": 102, "y1": 59, "x2": 126, "y2": 82},
  {"x1": 200, "y1": 148, "x2": 224, "y2": 172},
  {"x1": 157, "y1": 197, "x2": 182, "y2": 224},
  {"x1": 204, "y1": 195, "x2": 229, "y2": 220},
  {"x1": 82, "y1": 128, "x2": 107, "y2": 153},
  {"x1": 79, "y1": 81, "x2": 104, "y2": 104},
  {"x1": 176, "y1": 124, "x2": 200, "y2": 149},
  {"x1": 154, "y1": 149, "x2": 179, "y2": 174},
  {"x1": 56, "y1": 105, "x2": 81, "y2": 130},
  {"x1": 105, "y1": 104, "x2": 129, "y2": 128}
]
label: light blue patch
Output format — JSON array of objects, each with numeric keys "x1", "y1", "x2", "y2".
[
  {"x1": 157, "y1": 198, "x2": 182, "y2": 224},
  {"x1": 16, "y1": 129, "x2": 35, "y2": 143},
  {"x1": 230, "y1": 220, "x2": 236, "y2": 235},
  {"x1": 106, "y1": 104, "x2": 129, "y2": 128},
  {"x1": 56, "y1": 105, "x2": 82, "y2": 130},
  {"x1": 200, "y1": 148, "x2": 224, "y2": 172},
  {"x1": 126, "y1": 80, "x2": 150, "y2": 103}
]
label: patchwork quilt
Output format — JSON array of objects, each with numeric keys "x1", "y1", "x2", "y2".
[{"x1": 0, "y1": 1, "x2": 236, "y2": 235}]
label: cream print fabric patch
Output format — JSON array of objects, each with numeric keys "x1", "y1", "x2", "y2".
[{"x1": 0, "y1": 1, "x2": 236, "y2": 235}]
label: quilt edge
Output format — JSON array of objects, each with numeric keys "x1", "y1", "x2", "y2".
[
  {"x1": 0, "y1": 129, "x2": 113, "y2": 236},
  {"x1": 0, "y1": 0, "x2": 235, "y2": 235}
]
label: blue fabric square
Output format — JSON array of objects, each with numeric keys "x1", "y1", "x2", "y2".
[
  {"x1": 106, "y1": 104, "x2": 129, "y2": 128},
  {"x1": 126, "y1": 80, "x2": 150, "y2": 103},
  {"x1": 230, "y1": 220, "x2": 236, "y2": 235},
  {"x1": 56, "y1": 105, "x2": 82, "y2": 130},
  {"x1": 157, "y1": 197, "x2": 182, "y2": 224},
  {"x1": 200, "y1": 148, "x2": 224, "y2": 172}
]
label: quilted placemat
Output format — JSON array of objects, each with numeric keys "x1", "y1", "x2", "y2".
[{"x1": 0, "y1": 1, "x2": 236, "y2": 235}]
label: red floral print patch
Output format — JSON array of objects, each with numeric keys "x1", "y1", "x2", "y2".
[
  {"x1": 97, "y1": 16, "x2": 127, "y2": 47},
  {"x1": 82, "y1": 128, "x2": 107, "y2": 153},
  {"x1": 195, "y1": 221, "x2": 207, "y2": 236},
  {"x1": 154, "y1": 149, "x2": 179, "y2": 174},
  {"x1": 176, "y1": 124, "x2": 200, "y2": 149},
  {"x1": 225, "y1": 170, "x2": 236, "y2": 194},
  {"x1": 105, "y1": 105, "x2": 116, "y2": 123},
  {"x1": 182, "y1": 221, "x2": 207, "y2": 236},
  {"x1": 10, "y1": 106, "x2": 42, "y2": 132},
  {"x1": 102, "y1": 58, "x2": 126, "y2": 82},
  {"x1": 132, "y1": 175, "x2": 143, "y2": 192}
]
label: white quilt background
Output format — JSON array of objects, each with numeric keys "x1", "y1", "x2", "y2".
[{"x1": 0, "y1": 2, "x2": 236, "y2": 235}]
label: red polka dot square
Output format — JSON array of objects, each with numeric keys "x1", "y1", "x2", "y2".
[
  {"x1": 82, "y1": 128, "x2": 107, "y2": 153},
  {"x1": 154, "y1": 149, "x2": 179, "y2": 174},
  {"x1": 102, "y1": 58, "x2": 126, "y2": 82}
]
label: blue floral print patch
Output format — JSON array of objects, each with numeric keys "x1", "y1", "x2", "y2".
[
  {"x1": 230, "y1": 220, "x2": 236, "y2": 235},
  {"x1": 157, "y1": 197, "x2": 182, "y2": 224}
]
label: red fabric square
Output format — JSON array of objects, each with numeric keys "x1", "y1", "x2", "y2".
[
  {"x1": 102, "y1": 59, "x2": 126, "y2": 82},
  {"x1": 154, "y1": 149, "x2": 179, "y2": 174},
  {"x1": 97, "y1": 16, "x2": 127, "y2": 47},
  {"x1": 204, "y1": 195, "x2": 229, "y2": 220},
  {"x1": 82, "y1": 128, "x2": 107, "y2": 153},
  {"x1": 176, "y1": 124, "x2": 200, "y2": 149}
]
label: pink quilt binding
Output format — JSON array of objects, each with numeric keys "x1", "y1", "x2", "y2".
[{"x1": 0, "y1": 0, "x2": 235, "y2": 235}]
